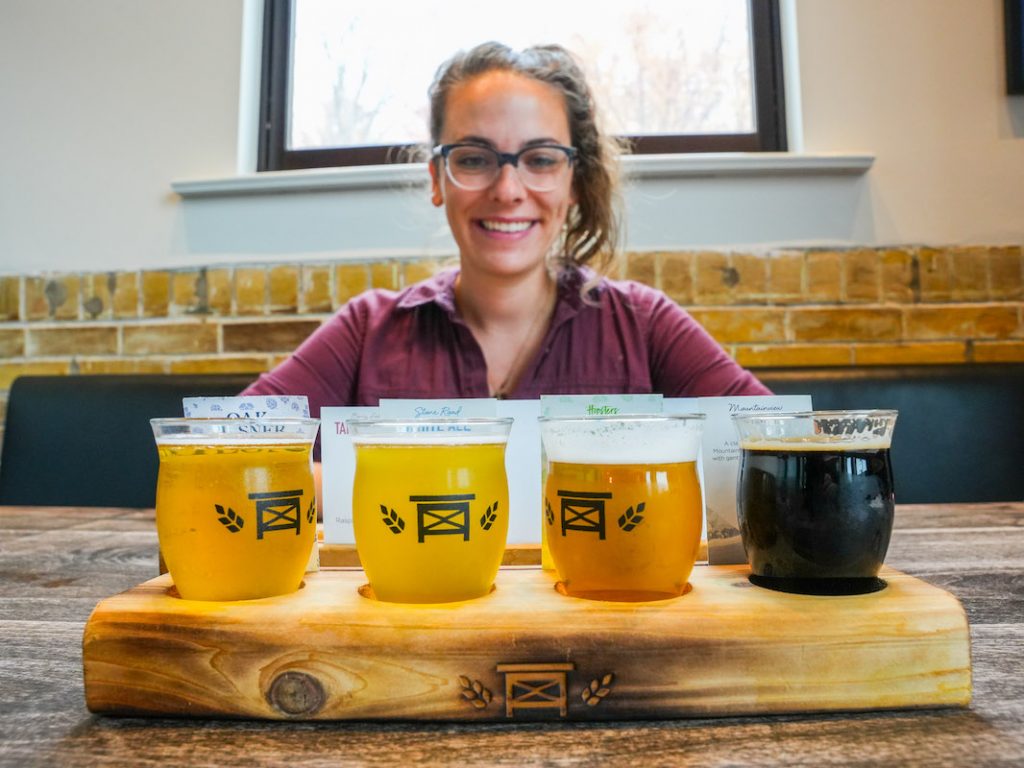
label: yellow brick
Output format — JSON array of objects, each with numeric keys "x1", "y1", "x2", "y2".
[
  {"x1": 805, "y1": 251, "x2": 842, "y2": 303},
  {"x1": 880, "y1": 249, "x2": 915, "y2": 304},
  {"x1": 903, "y1": 305, "x2": 1019, "y2": 340},
  {"x1": 171, "y1": 271, "x2": 202, "y2": 315},
  {"x1": 169, "y1": 357, "x2": 269, "y2": 374},
  {"x1": 24, "y1": 275, "x2": 80, "y2": 320},
  {"x1": 972, "y1": 340, "x2": 1024, "y2": 362},
  {"x1": 689, "y1": 308, "x2": 786, "y2": 344},
  {"x1": 789, "y1": 307, "x2": 902, "y2": 342},
  {"x1": 917, "y1": 247, "x2": 952, "y2": 302},
  {"x1": 336, "y1": 264, "x2": 369, "y2": 303},
  {"x1": 269, "y1": 266, "x2": 299, "y2": 313},
  {"x1": 660, "y1": 252, "x2": 693, "y2": 305},
  {"x1": 207, "y1": 269, "x2": 232, "y2": 315},
  {"x1": 82, "y1": 274, "x2": 112, "y2": 319},
  {"x1": 369, "y1": 262, "x2": 399, "y2": 291},
  {"x1": 843, "y1": 248, "x2": 880, "y2": 303},
  {"x1": 111, "y1": 272, "x2": 140, "y2": 318},
  {"x1": 737, "y1": 344, "x2": 852, "y2": 368},
  {"x1": 300, "y1": 266, "x2": 333, "y2": 313},
  {"x1": 730, "y1": 253, "x2": 768, "y2": 303},
  {"x1": 766, "y1": 251, "x2": 804, "y2": 303},
  {"x1": 693, "y1": 251, "x2": 732, "y2": 305},
  {"x1": 948, "y1": 246, "x2": 989, "y2": 301},
  {"x1": 988, "y1": 246, "x2": 1023, "y2": 301},
  {"x1": 141, "y1": 271, "x2": 171, "y2": 317},
  {"x1": 27, "y1": 327, "x2": 118, "y2": 357},
  {"x1": 625, "y1": 252, "x2": 657, "y2": 287},
  {"x1": 852, "y1": 342, "x2": 966, "y2": 365},
  {"x1": 122, "y1": 323, "x2": 218, "y2": 355},
  {"x1": 0, "y1": 361, "x2": 70, "y2": 389},
  {"x1": 0, "y1": 329, "x2": 25, "y2": 358},
  {"x1": 77, "y1": 359, "x2": 168, "y2": 374},
  {"x1": 402, "y1": 259, "x2": 441, "y2": 286},
  {"x1": 235, "y1": 268, "x2": 267, "y2": 315},
  {"x1": 0, "y1": 277, "x2": 20, "y2": 321}
]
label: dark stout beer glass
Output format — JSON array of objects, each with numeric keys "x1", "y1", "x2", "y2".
[{"x1": 733, "y1": 410, "x2": 898, "y2": 595}]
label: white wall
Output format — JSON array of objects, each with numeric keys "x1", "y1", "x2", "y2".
[{"x1": 1, "y1": 0, "x2": 1022, "y2": 275}]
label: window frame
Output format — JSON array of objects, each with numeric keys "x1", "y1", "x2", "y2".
[{"x1": 257, "y1": 0, "x2": 787, "y2": 172}]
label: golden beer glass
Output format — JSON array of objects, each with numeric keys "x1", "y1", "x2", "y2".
[
  {"x1": 349, "y1": 418, "x2": 513, "y2": 603},
  {"x1": 540, "y1": 415, "x2": 705, "y2": 601},
  {"x1": 150, "y1": 417, "x2": 320, "y2": 601}
]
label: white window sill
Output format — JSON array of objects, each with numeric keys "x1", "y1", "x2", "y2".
[{"x1": 171, "y1": 152, "x2": 874, "y2": 199}]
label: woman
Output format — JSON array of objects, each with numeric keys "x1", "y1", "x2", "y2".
[{"x1": 243, "y1": 42, "x2": 770, "y2": 410}]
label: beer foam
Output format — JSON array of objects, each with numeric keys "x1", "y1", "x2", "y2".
[
  {"x1": 740, "y1": 436, "x2": 892, "y2": 451},
  {"x1": 542, "y1": 420, "x2": 701, "y2": 464}
]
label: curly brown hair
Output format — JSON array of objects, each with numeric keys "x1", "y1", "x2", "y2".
[{"x1": 427, "y1": 41, "x2": 623, "y2": 274}]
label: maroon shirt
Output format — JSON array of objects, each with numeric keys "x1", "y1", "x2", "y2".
[{"x1": 243, "y1": 267, "x2": 770, "y2": 411}]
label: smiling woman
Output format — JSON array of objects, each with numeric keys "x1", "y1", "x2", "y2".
[{"x1": 242, "y1": 41, "x2": 771, "y2": 412}]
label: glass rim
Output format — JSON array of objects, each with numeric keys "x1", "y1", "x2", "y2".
[
  {"x1": 150, "y1": 416, "x2": 320, "y2": 427},
  {"x1": 346, "y1": 417, "x2": 514, "y2": 427},
  {"x1": 538, "y1": 413, "x2": 706, "y2": 423},
  {"x1": 731, "y1": 410, "x2": 897, "y2": 421}
]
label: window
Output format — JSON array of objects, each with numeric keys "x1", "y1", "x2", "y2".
[{"x1": 258, "y1": 0, "x2": 786, "y2": 171}]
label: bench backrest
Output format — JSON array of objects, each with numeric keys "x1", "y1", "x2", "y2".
[
  {"x1": 757, "y1": 364, "x2": 1024, "y2": 504},
  {"x1": 0, "y1": 374, "x2": 254, "y2": 508}
]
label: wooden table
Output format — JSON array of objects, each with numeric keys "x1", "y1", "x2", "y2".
[{"x1": 1, "y1": 503, "x2": 1022, "y2": 767}]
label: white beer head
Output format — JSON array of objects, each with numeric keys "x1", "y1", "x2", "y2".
[{"x1": 539, "y1": 415, "x2": 704, "y2": 464}]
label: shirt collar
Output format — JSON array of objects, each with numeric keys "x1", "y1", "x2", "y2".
[{"x1": 394, "y1": 265, "x2": 601, "y2": 322}]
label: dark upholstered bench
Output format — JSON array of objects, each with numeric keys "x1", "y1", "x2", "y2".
[
  {"x1": 1, "y1": 365, "x2": 1020, "y2": 508},
  {"x1": 0, "y1": 374, "x2": 253, "y2": 508},
  {"x1": 757, "y1": 364, "x2": 1024, "y2": 504}
]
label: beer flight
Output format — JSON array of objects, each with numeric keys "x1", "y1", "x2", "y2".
[{"x1": 150, "y1": 408, "x2": 898, "y2": 604}]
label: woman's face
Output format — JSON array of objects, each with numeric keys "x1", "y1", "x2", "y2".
[{"x1": 430, "y1": 70, "x2": 576, "y2": 281}]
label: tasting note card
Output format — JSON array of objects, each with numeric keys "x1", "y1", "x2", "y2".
[{"x1": 320, "y1": 394, "x2": 810, "y2": 564}]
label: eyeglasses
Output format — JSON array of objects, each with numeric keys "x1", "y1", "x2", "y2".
[{"x1": 432, "y1": 143, "x2": 577, "y2": 192}]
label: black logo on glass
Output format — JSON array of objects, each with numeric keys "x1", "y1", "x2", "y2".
[
  {"x1": 213, "y1": 490, "x2": 308, "y2": 539},
  {"x1": 376, "y1": 494, "x2": 500, "y2": 542},
  {"x1": 556, "y1": 491, "x2": 647, "y2": 538}
]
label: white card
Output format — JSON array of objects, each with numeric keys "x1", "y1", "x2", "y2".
[
  {"x1": 182, "y1": 395, "x2": 310, "y2": 419},
  {"x1": 665, "y1": 395, "x2": 812, "y2": 564}
]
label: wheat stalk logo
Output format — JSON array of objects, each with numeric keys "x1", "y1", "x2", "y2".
[
  {"x1": 617, "y1": 502, "x2": 646, "y2": 532},
  {"x1": 214, "y1": 504, "x2": 244, "y2": 533},
  {"x1": 545, "y1": 499, "x2": 555, "y2": 525},
  {"x1": 480, "y1": 501, "x2": 499, "y2": 531},
  {"x1": 458, "y1": 676, "x2": 493, "y2": 710},
  {"x1": 380, "y1": 504, "x2": 406, "y2": 534},
  {"x1": 582, "y1": 673, "x2": 614, "y2": 706}
]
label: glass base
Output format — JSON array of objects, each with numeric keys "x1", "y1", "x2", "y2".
[
  {"x1": 554, "y1": 581, "x2": 692, "y2": 602},
  {"x1": 748, "y1": 574, "x2": 887, "y2": 596}
]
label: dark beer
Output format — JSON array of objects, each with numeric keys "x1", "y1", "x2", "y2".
[{"x1": 737, "y1": 443, "x2": 895, "y2": 595}]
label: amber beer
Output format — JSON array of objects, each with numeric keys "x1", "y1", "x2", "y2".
[
  {"x1": 540, "y1": 415, "x2": 705, "y2": 601},
  {"x1": 151, "y1": 418, "x2": 320, "y2": 601},
  {"x1": 733, "y1": 410, "x2": 898, "y2": 595},
  {"x1": 349, "y1": 418, "x2": 513, "y2": 603}
]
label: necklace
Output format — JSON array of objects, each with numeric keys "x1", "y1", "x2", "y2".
[{"x1": 491, "y1": 284, "x2": 557, "y2": 399}]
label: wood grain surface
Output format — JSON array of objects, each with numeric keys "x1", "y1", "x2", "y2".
[{"x1": 2, "y1": 503, "x2": 1022, "y2": 766}]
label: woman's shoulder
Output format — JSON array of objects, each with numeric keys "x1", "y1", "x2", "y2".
[
  {"x1": 560, "y1": 265, "x2": 673, "y2": 315},
  {"x1": 341, "y1": 267, "x2": 459, "y2": 318}
]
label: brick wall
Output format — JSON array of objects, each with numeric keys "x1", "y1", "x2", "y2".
[{"x1": 1, "y1": 245, "x2": 1022, "y2": 441}]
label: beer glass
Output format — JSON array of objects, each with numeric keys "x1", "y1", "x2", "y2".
[
  {"x1": 150, "y1": 417, "x2": 320, "y2": 601},
  {"x1": 733, "y1": 410, "x2": 898, "y2": 595},
  {"x1": 539, "y1": 415, "x2": 705, "y2": 601},
  {"x1": 349, "y1": 418, "x2": 513, "y2": 603}
]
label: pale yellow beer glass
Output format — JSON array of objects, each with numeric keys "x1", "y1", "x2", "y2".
[
  {"x1": 540, "y1": 415, "x2": 705, "y2": 601},
  {"x1": 150, "y1": 418, "x2": 320, "y2": 601},
  {"x1": 349, "y1": 418, "x2": 513, "y2": 603}
]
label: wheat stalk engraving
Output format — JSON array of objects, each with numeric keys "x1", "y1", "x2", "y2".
[
  {"x1": 380, "y1": 504, "x2": 406, "y2": 534},
  {"x1": 617, "y1": 502, "x2": 646, "y2": 532},
  {"x1": 458, "y1": 675, "x2": 493, "y2": 709},
  {"x1": 480, "y1": 501, "x2": 499, "y2": 531},
  {"x1": 582, "y1": 673, "x2": 615, "y2": 706},
  {"x1": 214, "y1": 504, "x2": 244, "y2": 533}
]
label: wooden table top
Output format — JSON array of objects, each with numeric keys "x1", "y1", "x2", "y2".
[{"x1": 1, "y1": 502, "x2": 1022, "y2": 767}]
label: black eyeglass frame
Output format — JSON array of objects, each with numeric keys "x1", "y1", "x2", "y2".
[{"x1": 432, "y1": 143, "x2": 578, "y2": 190}]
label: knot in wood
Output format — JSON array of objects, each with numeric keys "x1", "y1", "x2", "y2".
[{"x1": 267, "y1": 671, "x2": 325, "y2": 716}]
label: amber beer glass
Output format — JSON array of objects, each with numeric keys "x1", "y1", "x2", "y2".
[
  {"x1": 540, "y1": 415, "x2": 705, "y2": 601},
  {"x1": 733, "y1": 410, "x2": 898, "y2": 595},
  {"x1": 349, "y1": 418, "x2": 513, "y2": 603},
  {"x1": 150, "y1": 417, "x2": 320, "y2": 601}
]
